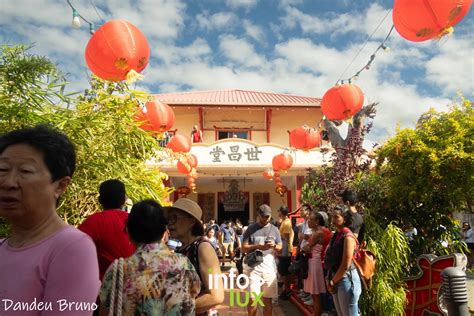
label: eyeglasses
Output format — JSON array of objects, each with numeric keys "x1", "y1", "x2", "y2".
[{"x1": 167, "y1": 214, "x2": 191, "y2": 224}]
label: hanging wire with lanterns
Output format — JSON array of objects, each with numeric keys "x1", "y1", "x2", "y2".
[
  {"x1": 66, "y1": 0, "x2": 97, "y2": 34},
  {"x1": 335, "y1": 9, "x2": 395, "y2": 85}
]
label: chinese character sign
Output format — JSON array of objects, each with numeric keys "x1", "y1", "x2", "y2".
[{"x1": 209, "y1": 144, "x2": 261, "y2": 163}]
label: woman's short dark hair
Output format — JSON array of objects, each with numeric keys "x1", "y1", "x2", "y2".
[
  {"x1": 127, "y1": 199, "x2": 168, "y2": 244},
  {"x1": 341, "y1": 189, "x2": 358, "y2": 206},
  {"x1": 278, "y1": 206, "x2": 289, "y2": 216},
  {"x1": 0, "y1": 125, "x2": 76, "y2": 181},
  {"x1": 205, "y1": 227, "x2": 214, "y2": 235},
  {"x1": 311, "y1": 211, "x2": 325, "y2": 226},
  {"x1": 99, "y1": 179, "x2": 126, "y2": 209},
  {"x1": 334, "y1": 205, "x2": 353, "y2": 227},
  {"x1": 191, "y1": 221, "x2": 205, "y2": 237}
]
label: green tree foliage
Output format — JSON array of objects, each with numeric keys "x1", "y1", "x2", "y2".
[
  {"x1": 359, "y1": 223, "x2": 410, "y2": 316},
  {"x1": 0, "y1": 45, "x2": 172, "y2": 236},
  {"x1": 368, "y1": 98, "x2": 473, "y2": 259}
]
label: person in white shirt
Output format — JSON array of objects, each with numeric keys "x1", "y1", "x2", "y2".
[{"x1": 242, "y1": 205, "x2": 282, "y2": 316}]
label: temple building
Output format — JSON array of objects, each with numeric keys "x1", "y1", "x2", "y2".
[{"x1": 148, "y1": 89, "x2": 329, "y2": 223}]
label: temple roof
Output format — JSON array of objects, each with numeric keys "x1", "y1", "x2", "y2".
[{"x1": 154, "y1": 89, "x2": 321, "y2": 107}]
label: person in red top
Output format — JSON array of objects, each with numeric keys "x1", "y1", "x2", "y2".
[
  {"x1": 78, "y1": 179, "x2": 136, "y2": 280},
  {"x1": 191, "y1": 125, "x2": 203, "y2": 143}
]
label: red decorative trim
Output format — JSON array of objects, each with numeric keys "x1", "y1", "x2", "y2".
[
  {"x1": 266, "y1": 109, "x2": 272, "y2": 142},
  {"x1": 198, "y1": 107, "x2": 203, "y2": 131},
  {"x1": 296, "y1": 176, "x2": 305, "y2": 210}
]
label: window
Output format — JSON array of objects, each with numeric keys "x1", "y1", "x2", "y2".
[{"x1": 217, "y1": 131, "x2": 248, "y2": 140}]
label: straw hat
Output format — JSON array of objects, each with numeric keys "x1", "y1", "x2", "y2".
[{"x1": 164, "y1": 198, "x2": 203, "y2": 224}]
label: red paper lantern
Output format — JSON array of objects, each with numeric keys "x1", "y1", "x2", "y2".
[
  {"x1": 393, "y1": 0, "x2": 472, "y2": 42},
  {"x1": 321, "y1": 84, "x2": 364, "y2": 121},
  {"x1": 289, "y1": 126, "x2": 321, "y2": 150},
  {"x1": 136, "y1": 101, "x2": 175, "y2": 133},
  {"x1": 177, "y1": 154, "x2": 198, "y2": 174},
  {"x1": 85, "y1": 20, "x2": 150, "y2": 81},
  {"x1": 134, "y1": 109, "x2": 155, "y2": 132},
  {"x1": 167, "y1": 134, "x2": 192, "y2": 153},
  {"x1": 272, "y1": 153, "x2": 293, "y2": 172},
  {"x1": 262, "y1": 169, "x2": 274, "y2": 180}
]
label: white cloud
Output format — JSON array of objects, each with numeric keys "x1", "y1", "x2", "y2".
[
  {"x1": 424, "y1": 37, "x2": 474, "y2": 95},
  {"x1": 242, "y1": 19, "x2": 265, "y2": 43},
  {"x1": 274, "y1": 38, "x2": 353, "y2": 85},
  {"x1": 361, "y1": 4, "x2": 393, "y2": 41},
  {"x1": 219, "y1": 35, "x2": 266, "y2": 67},
  {"x1": 103, "y1": 0, "x2": 186, "y2": 40},
  {"x1": 196, "y1": 11, "x2": 238, "y2": 31},
  {"x1": 151, "y1": 38, "x2": 211, "y2": 65},
  {"x1": 278, "y1": 3, "x2": 392, "y2": 41},
  {"x1": 225, "y1": 0, "x2": 259, "y2": 9}
]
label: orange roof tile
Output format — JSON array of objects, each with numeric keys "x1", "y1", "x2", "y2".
[{"x1": 154, "y1": 89, "x2": 321, "y2": 107}]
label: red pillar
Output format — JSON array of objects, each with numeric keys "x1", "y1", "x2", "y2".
[
  {"x1": 266, "y1": 109, "x2": 272, "y2": 142},
  {"x1": 295, "y1": 175, "x2": 305, "y2": 211},
  {"x1": 198, "y1": 107, "x2": 203, "y2": 131}
]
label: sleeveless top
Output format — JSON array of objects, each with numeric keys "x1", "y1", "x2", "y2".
[
  {"x1": 324, "y1": 227, "x2": 356, "y2": 273},
  {"x1": 177, "y1": 237, "x2": 211, "y2": 294}
]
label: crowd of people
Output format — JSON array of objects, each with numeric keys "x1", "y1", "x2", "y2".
[{"x1": 2, "y1": 125, "x2": 470, "y2": 316}]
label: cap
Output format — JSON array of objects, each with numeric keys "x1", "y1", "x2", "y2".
[{"x1": 258, "y1": 204, "x2": 272, "y2": 216}]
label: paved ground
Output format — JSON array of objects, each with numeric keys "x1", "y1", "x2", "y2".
[
  {"x1": 213, "y1": 263, "x2": 474, "y2": 315},
  {"x1": 214, "y1": 290, "x2": 303, "y2": 315},
  {"x1": 213, "y1": 262, "x2": 304, "y2": 316}
]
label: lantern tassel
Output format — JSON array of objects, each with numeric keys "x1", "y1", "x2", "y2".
[
  {"x1": 436, "y1": 26, "x2": 454, "y2": 40},
  {"x1": 344, "y1": 117, "x2": 354, "y2": 126},
  {"x1": 126, "y1": 69, "x2": 144, "y2": 84}
]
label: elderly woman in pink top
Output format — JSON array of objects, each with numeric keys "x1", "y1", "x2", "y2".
[{"x1": 0, "y1": 126, "x2": 100, "y2": 315}]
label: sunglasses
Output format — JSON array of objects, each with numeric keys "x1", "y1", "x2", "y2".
[{"x1": 167, "y1": 214, "x2": 192, "y2": 225}]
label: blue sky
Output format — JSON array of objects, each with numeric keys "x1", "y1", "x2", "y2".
[{"x1": 1, "y1": 0, "x2": 473, "y2": 144}]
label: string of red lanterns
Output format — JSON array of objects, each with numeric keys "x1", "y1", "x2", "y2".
[{"x1": 74, "y1": 2, "x2": 472, "y2": 201}]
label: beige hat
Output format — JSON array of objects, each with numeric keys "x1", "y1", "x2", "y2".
[{"x1": 164, "y1": 198, "x2": 202, "y2": 223}]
